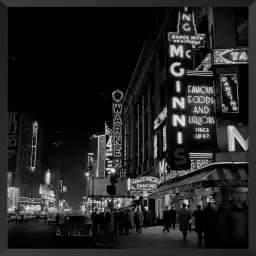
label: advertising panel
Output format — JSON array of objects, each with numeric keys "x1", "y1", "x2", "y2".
[
  {"x1": 185, "y1": 75, "x2": 217, "y2": 151},
  {"x1": 30, "y1": 121, "x2": 38, "y2": 172},
  {"x1": 105, "y1": 122, "x2": 113, "y2": 177},
  {"x1": 166, "y1": 7, "x2": 206, "y2": 170},
  {"x1": 213, "y1": 48, "x2": 248, "y2": 65},
  {"x1": 97, "y1": 135, "x2": 106, "y2": 177},
  {"x1": 130, "y1": 176, "x2": 159, "y2": 193},
  {"x1": 8, "y1": 112, "x2": 19, "y2": 172},
  {"x1": 220, "y1": 74, "x2": 239, "y2": 113},
  {"x1": 112, "y1": 90, "x2": 124, "y2": 169}
]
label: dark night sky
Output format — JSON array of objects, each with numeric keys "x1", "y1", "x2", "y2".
[{"x1": 8, "y1": 7, "x2": 161, "y2": 208}]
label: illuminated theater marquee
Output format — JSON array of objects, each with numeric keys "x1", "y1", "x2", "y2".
[
  {"x1": 167, "y1": 7, "x2": 206, "y2": 169},
  {"x1": 112, "y1": 90, "x2": 123, "y2": 168}
]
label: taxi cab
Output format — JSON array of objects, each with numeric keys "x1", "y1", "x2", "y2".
[{"x1": 56, "y1": 214, "x2": 92, "y2": 236}]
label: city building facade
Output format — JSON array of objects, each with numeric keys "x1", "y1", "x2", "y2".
[
  {"x1": 123, "y1": 7, "x2": 248, "y2": 222},
  {"x1": 8, "y1": 112, "x2": 44, "y2": 213}
]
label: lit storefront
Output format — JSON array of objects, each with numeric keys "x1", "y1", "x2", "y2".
[
  {"x1": 39, "y1": 184, "x2": 56, "y2": 212},
  {"x1": 7, "y1": 187, "x2": 19, "y2": 212},
  {"x1": 18, "y1": 197, "x2": 43, "y2": 214}
]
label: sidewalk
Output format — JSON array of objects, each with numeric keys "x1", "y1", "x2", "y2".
[{"x1": 96, "y1": 226, "x2": 201, "y2": 249}]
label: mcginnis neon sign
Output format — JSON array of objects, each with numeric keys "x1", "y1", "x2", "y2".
[
  {"x1": 167, "y1": 7, "x2": 206, "y2": 170},
  {"x1": 112, "y1": 90, "x2": 123, "y2": 168}
]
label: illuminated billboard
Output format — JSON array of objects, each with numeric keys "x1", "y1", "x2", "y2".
[
  {"x1": 105, "y1": 122, "x2": 113, "y2": 176},
  {"x1": 166, "y1": 7, "x2": 206, "y2": 170},
  {"x1": 213, "y1": 48, "x2": 248, "y2": 65},
  {"x1": 220, "y1": 74, "x2": 239, "y2": 113},
  {"x1": 8, "y1": 112, "x2": 19, "y2": 172},
  {"x1": 130, "y1": 176, "x2": 159, "y2": 193},
  {"x1": 185, "y1": 74, "x2": 217, "y2": 151},
  {"x1": 30, "y1": 121, "x2": 38, "y2": 172},
  {"x1": 97, "y1": 135, "x2": 106, "y2": 177},
  {"x1": 112, "y1": 90, "x2": 123, "y2": 169}
]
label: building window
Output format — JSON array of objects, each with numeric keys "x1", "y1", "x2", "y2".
[
  {"x1": 160, "y1": 82, "x2": 166, "y2": 110},
  {"x1": 159, "y1": 43, "x2": 165, "y2": 71}
]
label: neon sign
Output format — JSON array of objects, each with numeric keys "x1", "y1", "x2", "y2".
[
  {"x1": 154, "y1": 135, "x2": 158, "y2": 159},
  {"x1": 131, "y1": 176, "x2": 159, "y2": 192},
  {"x1": 186, "y1": 76, "x2": 215, "y2": 141},
  {"x1": 167, "y1": 7, "x2": 206, "y2": 170},
  {"x1": 163, "y1": 125, "x2": 167, "y2": 152},
  {"x1": 220, "y1": 74, "x2": 239, "y2": 113},
  {"x1": 45, "y1": 170, "x2": 51, "y2": 186},
  {"x1": 227, "y1": 125, "x2": 248, "y2": 152},
  {"x1": 158, "y1": 152, "x2": 213, "y2": 183},
  {"x1": 30, "y1": 121, "x2": 38, "y2": 172},
  {"x1": 154, "y1": 107, "x2": 167, "y2": 130},
  {"x1": 213, "y1": 48, "x2": 248, "y2": 65},
  {"x1": 112, "y1": 90, "x2": 123, "y2": 168}
]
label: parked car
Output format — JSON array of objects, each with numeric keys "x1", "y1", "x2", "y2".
[{"x1": 56, "y1": 214, "x2": 92, "y2": 236}]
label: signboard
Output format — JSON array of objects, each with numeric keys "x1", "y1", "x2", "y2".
[
  {"x1": 8, "y1": 112, "x2": 19, "y2": 172},
  {"x1": 220, "y1": 74, "x2": 239, "y2": 113},
  {"x1": 154, "y1": 107, "x2": 167, "y2": 130},
  {"x1": 163, "y1": 125, "x2": 167, "y2": 152},
  {"x1": 45, "y1": 170, "x2": 51, "y2": 186},
  {"x1": 217, "y1": 125, "x2": 248, "y2": 152},
  {"x1": 112, "y1": 90, "x2": 123, "y2": 169},
  {"x1": 131, "y1": 176, "x2": 159, "y2": 193},
  {"x1": 97, "y1": 135, "x2": 106, "y2": 177},
  {"x1": 154, "y1": 135, "x2": 158, "y2": 159},
  {"x1": 213, "y1": 48, "x2": 248, "y2": 65},
  {"x1": 158, "y1": 152, "x2": 213, "y2": 183},
  {"x1": 30, "y1": 121, "x2": 38, "y2": 172},
  {"x1": 185, "y1": 75, "x2": 217, "y2": 150},
  {"x1": 166, "y1": 7, "x2": 206, "y2": 170},
  {"x1": 105, "y1": 123, "x2": 113, "y2": 176}
]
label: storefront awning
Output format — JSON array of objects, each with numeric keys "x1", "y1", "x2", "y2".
[
  {"x1": 148, "y1": 180, "x2": 182, "y2": 199},
  {"x1": 178, "y1": 164, "x2": 248, "y2": 191}
]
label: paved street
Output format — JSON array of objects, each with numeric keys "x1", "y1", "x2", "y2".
[
  {"x1": 8, "y1": 219, "x2": 101, "y2": 249},
  {"x1": 97, "y1": 226, "x2": 201, "y2": 249}
]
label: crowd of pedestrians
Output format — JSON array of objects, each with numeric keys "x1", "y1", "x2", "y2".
[
  {"x1": 90, "y1": 199, "x2": 248, "y2": 249},
  {"x1": 176, "y1": 200, "x2": 248, "y2": 248}
]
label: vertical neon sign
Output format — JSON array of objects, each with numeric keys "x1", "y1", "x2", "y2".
[
  {"x1": 30, "y1": 121, "x2": 38, "y2": 172},
  {"x1": 112, "y1": 90, "x2": 124, "y2": 169},
  {"x1": 166, "y1": 7, "x2": 206, "y2": 170}
]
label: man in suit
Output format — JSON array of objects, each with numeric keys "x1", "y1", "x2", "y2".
[
  {"x1": 163, "y1": 206, "x2": 170, "y2": 233},
  {"x1": 103, "y1": 208, "x2": 111, "y2": 236},
  {"x1": 169, "y1": 206, "x2": 177, "y2": 229}
]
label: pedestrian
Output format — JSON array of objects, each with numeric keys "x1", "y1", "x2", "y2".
[
  {"x1": 119, "y1": 209, "x2": 125, "y2": 235},
  {"x1": 204, "y1": 202, "x2": 219, "y2": 248},
  {"x1": 169, "y1": 206, "x2": 177, "y2": 229},
  {"x1": 130, "y1": 209, "x2": 135, "y2": 233},
  {"x1": 92, "y1": 208, "x2": 99, "y2": 237},
  {"x1": 134, "y1": 207, "x2": 143, "y2": 234},
  {"x1": 163, "y1": 206, "x2": 170, "y2": 233},
  {"x1": 55, "y1": 213, "x2": 60, "y2": 227},
  {"x1": 178, "y1": 203, "x2": 190, "y2": 240},
  {"x1": 143, "y1": 208, "x2": 150, "y2": 228},
  {"x1": 99, "y1": 211, "x2": 105, "y2": 236},
  {"x1": 103, "y1": 208, "x2": 111, "y2": 236},
  {"x1": 187, "y1": 205, "x2": 192, "y2": 233},
  {"x1": 193, "y1": 205, "x2": 204, "y2": 246}
]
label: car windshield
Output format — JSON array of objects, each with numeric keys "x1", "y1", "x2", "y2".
[{"x1": 65, "y1": 216, "x2": 90, "y2": 222}]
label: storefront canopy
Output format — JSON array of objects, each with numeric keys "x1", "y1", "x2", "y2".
[
  {"x1": 148, "y1": 180, "x2": 182, "y2": 199},
  {"x1": 177, "y1": 163, "x2": 248, "y2": 192},
  {"x1": 148, "y1": 162, "x2": 248, "y2": 198}
]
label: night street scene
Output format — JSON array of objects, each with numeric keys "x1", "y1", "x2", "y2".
[{"x1": 8, "y1": 7, "x2": 248, "y2": 249}]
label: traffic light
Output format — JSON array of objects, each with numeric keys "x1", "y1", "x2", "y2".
[{"x1": 107, "y1": 184, "x2": 116, "y2": 196}]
